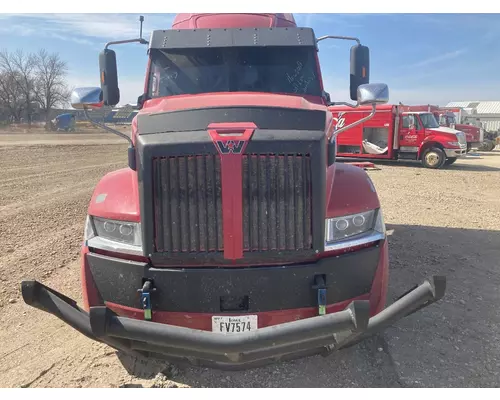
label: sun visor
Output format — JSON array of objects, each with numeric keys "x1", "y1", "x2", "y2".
[{"x1": 148, "y1": 27, "x2": 316, "y2": 50}]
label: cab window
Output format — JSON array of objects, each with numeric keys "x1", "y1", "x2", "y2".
[
  {"x1": 402, "y1": 115, "x2": 417, "y2": 129},
  {"x1": 148, "y1": 46, "x2": 322, "y2": 98}
]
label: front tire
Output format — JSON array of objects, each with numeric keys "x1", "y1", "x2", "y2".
[
  {"x1": 444, "y1": 157, "x2": 457, "y2": 166},
  {"x1": 421, "y1": 147, "x2": 446, "y2": 169}
]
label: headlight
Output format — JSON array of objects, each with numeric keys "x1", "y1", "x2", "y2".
[
  {"x1": 447, "y1": 141, "x2": 460, "y2": 147},
  {"x1": 84, "y1": 215, "x2": 95, "y2": 241},
  {"x1": 84, "y1": 215, "x2": 142, "y2": 247},
  {"x1": 325, "y1": 209, "x2": 385, "y2": 249}
]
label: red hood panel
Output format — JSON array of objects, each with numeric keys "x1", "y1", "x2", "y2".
[
  {"x1": 456, "y1": 124, "x2": 480, "y2": 141},
  {"x1": 142, "y1": 93, "x2": 325, "y2": 115},
  {"x1": 88, "y1": 168, "x2": 140, "y2": 223}
]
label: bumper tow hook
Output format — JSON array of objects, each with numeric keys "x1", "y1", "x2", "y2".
[
  {"x1": 313, "y1": 275, "x2": 327, "y2": 316},
  {"x1": 137, "y1": 280, "x2": 156, "y2": 321}
]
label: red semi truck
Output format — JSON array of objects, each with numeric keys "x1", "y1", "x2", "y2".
[
  {"x1": 329, "y1": 104, "x2": 467, "y2": 169},
  {"x1": 21, "y1": 13, "x2": 445, "y2": 369}
]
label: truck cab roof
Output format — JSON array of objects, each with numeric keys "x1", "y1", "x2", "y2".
[{"x1": 171, "y1": 13, "x2": 297, "y2": 29}]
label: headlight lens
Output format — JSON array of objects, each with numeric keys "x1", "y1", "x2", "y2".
[
  {"x1": 325, "y1": 209, "x2": 385, "y2": 245},
  {"x1": 448, "y1": 141, "x2": 460, "y2": 147},
  {"x1": 85, "y1": 216, "x2": 142, "y2": 247}
]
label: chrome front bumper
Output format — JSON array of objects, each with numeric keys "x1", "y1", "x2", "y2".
[{"x1": 444, "y1": 145, "x2": 467, "y2": 158}]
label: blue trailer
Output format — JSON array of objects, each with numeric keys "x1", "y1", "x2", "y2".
[{"x1": 52, "y1": 113, "x2": 76, "y2": 131}]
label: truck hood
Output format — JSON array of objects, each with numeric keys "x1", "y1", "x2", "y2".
[
  {"x1": 455, "y1": 124, "x2": 480, "y2": 141},
  {"x1": 455, "y1": 124, "x2": 479, "y2": 132},
  {"x1": 431, "y1": 126, "x2": 460, "y2": 135},
  {"x1": 141, "y1": 92, "x2": 326, "y2": 115},
  {"x1": 427, "y1": 126, "x2": 467, "y2": 146}
]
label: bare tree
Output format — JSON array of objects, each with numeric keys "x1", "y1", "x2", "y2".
[
  {"x1": 0, "y1": 49, "x2": 71, "y2": 126},
  {"x1": 0, "y1": 71, "x2": 26, "y2": 122},
  {"x1": 33, "y1": 49, "x2": 70, "y2": 127},
  {"x1": 0, "y1": 49, "x2": 36, "y2": 125}
]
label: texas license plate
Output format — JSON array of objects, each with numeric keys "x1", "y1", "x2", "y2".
[{"x1": 211, "y1": 315, "x2": 258, "y2": 334}]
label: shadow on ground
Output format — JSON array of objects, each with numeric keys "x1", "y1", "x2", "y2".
[
  {"x1": 471, "y1": 150, "x2": 500, "y2": 157},
  {"x1": 114, "y1": 224, "x2": 500, "y2": 388}
]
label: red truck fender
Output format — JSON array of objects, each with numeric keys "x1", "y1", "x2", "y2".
[
  {"x1": 87, "y1": 168, "x2": 140, "y2": 223},
  {"x1": 326, "y1": 163, "x2": 380, "y2": 218}
]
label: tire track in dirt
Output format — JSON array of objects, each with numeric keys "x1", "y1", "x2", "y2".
[
  {"x1": 0, "y1": 161, "x2": 124, "y2": 187},
  {"x1": 0, "y1": 139, "x2": 128, "y2": 307}
]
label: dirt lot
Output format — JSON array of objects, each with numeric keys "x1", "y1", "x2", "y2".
[{"x1": 0, "y1": 130, "x2": 499, "y2": 388}]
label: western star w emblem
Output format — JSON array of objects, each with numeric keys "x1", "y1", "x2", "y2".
[
  {"x1": 207, "y1": 122, "x2": 257, "y2": 260},
  {"x1": 216, "y1": 140, "x2": 245, "y2": 154}
]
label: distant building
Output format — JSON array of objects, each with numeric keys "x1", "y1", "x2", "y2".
[{"x1": 446, "y1": 101, "x2": 500, "y2": 133}]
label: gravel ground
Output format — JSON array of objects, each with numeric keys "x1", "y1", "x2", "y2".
[{"x1": 0, "y1": 131, "x2": 499, "y2": 388}]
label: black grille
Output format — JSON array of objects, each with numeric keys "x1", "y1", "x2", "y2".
[
  {"x1": 153, "y1": 155, "x2": 223, "y2": 253},
  {"x1": 243, "y1": 155, "x2": 312, "y2": 251},
  {"x1": 152, "y1": 154, "x2": 313, "y2": 254}
]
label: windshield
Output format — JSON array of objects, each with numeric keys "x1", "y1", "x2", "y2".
[
  {"x1": 148, "y1": 47, "x2": 322, "y2": 98},
  {"x1": 419, "y1": 113, "x2": 440, "y2": 128}
]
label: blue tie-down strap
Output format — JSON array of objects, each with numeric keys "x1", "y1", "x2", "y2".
[
  {"x1": 318, "y1": 288, "x2": 327, "y2": 316},
  {"x1": 141, "y1": 292, "x2": 152, "y2": 320}
]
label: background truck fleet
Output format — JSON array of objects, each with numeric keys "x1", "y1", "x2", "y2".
[{"x1": 329, "y1": 103, "x2": 487, "y2": 169}]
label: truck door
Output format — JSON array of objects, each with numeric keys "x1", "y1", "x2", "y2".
[{"x1": 398, "y1": 113, "x2": 420, "y2": 153}]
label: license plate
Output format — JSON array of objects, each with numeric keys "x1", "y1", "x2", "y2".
[{"x1": 211, "y1": 315, "x2": 258, "y2": 334}]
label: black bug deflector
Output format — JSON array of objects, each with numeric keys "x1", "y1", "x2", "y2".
[{"x1": 20, "y1": 276, "x2": 446, "y2": 370}]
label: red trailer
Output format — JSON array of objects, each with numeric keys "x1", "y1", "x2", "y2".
[{"x1": 329, "y1": 104, "x2": 467, "y2": 168}]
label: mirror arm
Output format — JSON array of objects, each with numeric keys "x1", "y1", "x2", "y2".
[
  {"x1": 105, "y1": 38, "x2": 148, "y2": 50},
  {"x1": 105, "y1": 18, "x2": 148, "y2": 49},
  {"x1": 329, "y1": 103, "x2": 376, "y2": 144},
  {"x1": 329, "y1": 101, "x2": 358, "y2": 108},
  {"x1": 317, "y1": 35, "x2": 360, "y2": 44},
  {"x1": 83, "y1": 107, "x2": 133, "y2": 146}
]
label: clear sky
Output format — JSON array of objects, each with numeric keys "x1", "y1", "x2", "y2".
[{"x1": 1, "y1": 13, "x2": 499, "y2": 106}]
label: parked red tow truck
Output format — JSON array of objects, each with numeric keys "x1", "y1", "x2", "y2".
[
  {"x1": 402, "y1": 104, "x2": 482, "y2": 152},
  {"x1": 21, "y1": 13, "x2": 446, "y2": 370},
  {"x1": 439, "y1": 106, "x2": 498, "y2": 151},
  {"x1": 329, "y1": 103, "x2": 467, "y2": 169}
]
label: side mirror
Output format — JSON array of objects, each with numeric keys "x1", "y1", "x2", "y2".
[
  {"x1": 323, "y1": 91, "x2": 331, "y2": 105},
  {"x1": 350, "y1": 44, "x2": 370, "y2": 101},
  {"x1": 99, "y1": 49, "x2": 120, "y2": 107},
  {"x1": 356, "y1": 83, "x2": 389, "y2": 106},
  {"x1": 137, "y1": 94, "x2": 146, "y2": 110},
  {"x1": 70, "y1": 87, "x2": 104, "y2": 110}
]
